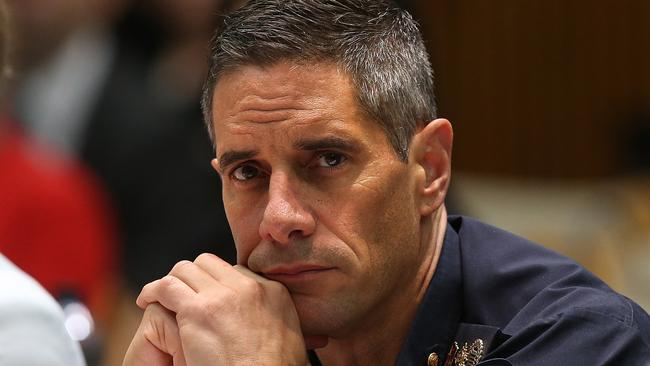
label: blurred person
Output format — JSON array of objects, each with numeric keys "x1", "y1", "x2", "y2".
[
  {"x1": 0, "y1": 253, "x2": 87, "y2": 365},
  {"x1": 81, "y1": 0, "x2": 237, "y2": 297},
  {"x1": 7, "y1": 0, "x2": 128, "y2": 154},
  {"x1": 0, "y1": 0, "x2": 117, "y2": 322},
  {"x1": 0, "y1": 1, "x2": 119, "y2": 365},
  {"x1": 69, "y1": 2, "x2": 236, "y2": 362},
  {"x1": 0, "y1": 112, "x2": 117, "y2": 328},
  {"x1": 0, "y1": 1, "x2": 87, "y2": 365},
  {"x1": 124, "y1": 1, "x2": 650, "y2": 365},
  {"x1": 7, "y1": 0, "x2": 236, "y2": 295},
  {"x1": 3, "y1": 0, "x2": 236, "y2": 364}
]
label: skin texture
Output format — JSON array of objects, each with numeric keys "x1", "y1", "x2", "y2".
[
  {"x1": 126, "y1": 255, "x2": 307, "y2": 366},
  {"x1": 123, "y1": 61, "x2": 453, "y2": 365}
]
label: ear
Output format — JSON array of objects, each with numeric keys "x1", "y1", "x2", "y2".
[
  {"x1": 410, "y1": 118, "x2": 453, "y2": 217},
  {"x1": 211, "y1": 158, "x2": 223, "y2": 177}
]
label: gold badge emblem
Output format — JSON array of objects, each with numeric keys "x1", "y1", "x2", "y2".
[
  {"x1": 427, "y1": 352, "x2": 439, "y2": 366},
  {"x1": 452, "y1": 339, "x2": 485, "y2": 366}
]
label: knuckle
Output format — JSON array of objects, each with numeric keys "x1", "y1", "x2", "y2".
[
  {"x1": 139, "y1": 279, "x2": 164, "y2": 300},
  {"x1": 170, "y1": 260, "x2": 192, "y2": 274},
  {"x1": 159, "y1": 274, "x2": 182, "y2": 291},
  {"x1": 194, "y1": 252, "x2": 216, "y2": 265},
  {"x1": 159, "y1": 274, "x2": 176, "y2": 286},
  {"x1": 140, "y1": 280, "x2": 156, "y2": 294}
]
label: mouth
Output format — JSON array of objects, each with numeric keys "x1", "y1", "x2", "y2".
[{"x1": 262, "y1": 264, "x2": 336, "y2": 283}]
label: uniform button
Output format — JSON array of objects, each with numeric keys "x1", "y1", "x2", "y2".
[{"x1": 427, "y1": 352, "x2": 439, "y2": 366}]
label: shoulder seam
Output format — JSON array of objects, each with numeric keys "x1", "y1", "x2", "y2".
[{"x1": 564, "y1": 305, "x2": 635, "y2": 328}]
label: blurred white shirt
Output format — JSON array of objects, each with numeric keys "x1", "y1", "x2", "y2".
[{"x1": 0, "y1": 254, "x2": 86, "y2": 366}]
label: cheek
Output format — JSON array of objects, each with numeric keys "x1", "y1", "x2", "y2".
[
  {"x1": 320, "y1": 165, "x2": 419, "y2": 268},
  {"x1": 223, "y1": 193, "x2": 263, "y2": 264},
  {"x1": 354, "y1": 180, "x2": 421, "y2": 302},
  {"x1": 364, "y1": 183, "x2": 420, "y2": 263}
]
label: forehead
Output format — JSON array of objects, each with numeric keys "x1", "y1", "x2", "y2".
[
  {"x1": 213, "y1": 62, "x2": 353, "y2": 111},
  {"x1": 210, "y1": 61, "x2": 369, "y2": 144}
]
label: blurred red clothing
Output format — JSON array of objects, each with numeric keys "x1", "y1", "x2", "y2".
[{"x1": 0, "y1": 119, "x2": 117, "y2": 316}]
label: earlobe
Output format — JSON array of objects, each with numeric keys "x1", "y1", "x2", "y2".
[{"x1": 411, "y1": 118, "x2": 453, "y2": 216}]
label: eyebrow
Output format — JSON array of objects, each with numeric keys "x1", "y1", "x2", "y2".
[
  {"x1": 218, "y1": 149, "x2": 258, "y2": 172},
  {"x1": 217, "y1": 136, "x2": 361, "y2": 172},
  {"x1": 293, "y1": 136, "x2": 361, "y2": 153}
]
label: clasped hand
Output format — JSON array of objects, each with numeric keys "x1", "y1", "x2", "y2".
[{"x1": 123, "y1": 253, "x2": 308, "y2": 366}]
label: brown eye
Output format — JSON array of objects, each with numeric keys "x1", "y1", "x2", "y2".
[
  {"x1": 317, "y1": 152, "x2": 347, "y2": 168},
  {"x1": 232, "y1": 165, "x2": 259, "y2": 181}
]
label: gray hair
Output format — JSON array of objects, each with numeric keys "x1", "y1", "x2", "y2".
[{"x1": 201, "y1": 0, "x2": 437, "y2": 161}]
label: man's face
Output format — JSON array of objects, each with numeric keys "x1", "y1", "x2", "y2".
[{"x1": 211, "y1": 62, "x2": 425, "y2": 338}]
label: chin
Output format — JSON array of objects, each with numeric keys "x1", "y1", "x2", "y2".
[{"x1": 292, "y1": 293, "x2": 358, "y2": 339}]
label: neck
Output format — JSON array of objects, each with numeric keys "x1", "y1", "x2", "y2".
[{"x1": 316, "y1": 206, "x2": 448, "y2": 365}]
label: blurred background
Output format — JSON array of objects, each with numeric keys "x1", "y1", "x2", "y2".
[{"x1": 0, "y1": 0, "x2": 647, "y2": 365}]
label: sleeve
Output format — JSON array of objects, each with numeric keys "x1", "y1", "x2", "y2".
[
  {"x1": 0, "y1": 257, "x2": 87, "y2": 366},
  {"x1": 0, "y1": 303, "x2": 87, "y2": 366},
  {"x1": 484, "y1": 307, "x2": 650, "y2": 366}
]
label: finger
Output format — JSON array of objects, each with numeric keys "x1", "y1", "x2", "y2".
[
  {"x1": 136, "y1": 276, "x2": 196, "y2": 312},
  {"x1": 233, "y1": 264, "x2": 292, "y2": 296},
  {"x1": 123, "y1": 325, "x2": 171, "y2": 366},
  {"x1": 232, "y1": 264, "x2": 268, "y2": 282},
  {"x1": 195, "y1": 255, "x2": 270, "y2": 292},
  {"x1": 142, "y1": 304, "x2": 187, "y2": 365},
  {"x1": 123, "y1": 304, "x2": 183, "y2": 366},
  {"x1": 193, "y1": 252, "x2": 236, "y2": 281},
  {"x1": 168, "y1": 260, "x2": 217, "y2": 293},
  {"x1": 143, "y1": 305, "x2": 184, "y2": 357}
]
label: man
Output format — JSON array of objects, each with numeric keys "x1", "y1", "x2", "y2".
[{"x1": 124, "y1": 1, "x2": 650, "y2": 365}]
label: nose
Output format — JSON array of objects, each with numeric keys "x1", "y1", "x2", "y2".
[{"x1": 258, "y1": 172, "x2": 316, "y2": 245}]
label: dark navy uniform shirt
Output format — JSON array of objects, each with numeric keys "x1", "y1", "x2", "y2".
[{"x1": 310, "y1": 216, "x2": 650, "y2": 365}]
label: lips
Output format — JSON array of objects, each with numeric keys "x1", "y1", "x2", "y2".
[{"x1": 262, "y1": 264, "x2": 335, "y2": 283}]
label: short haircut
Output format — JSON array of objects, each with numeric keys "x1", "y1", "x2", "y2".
[{"x1": 201, "y1": 0, "x2": 437, "y2": 161}]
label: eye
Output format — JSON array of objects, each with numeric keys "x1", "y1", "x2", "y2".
[
  {"x1": 232, "y1": 164, "x2": 260, "y2": 181},
  {"x1": 316, "y1": 152, "x2": 347, "y2": 168}
]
